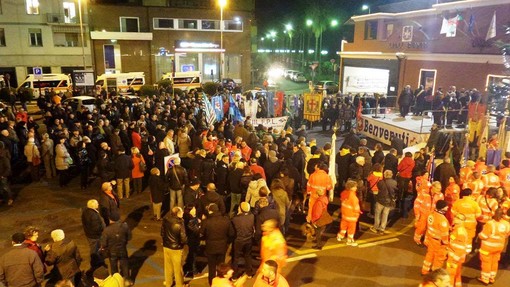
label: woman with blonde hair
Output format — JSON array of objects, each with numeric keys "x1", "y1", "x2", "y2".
[{"x1": 131, "y1": 147, "x2": 146, "y2": 195}]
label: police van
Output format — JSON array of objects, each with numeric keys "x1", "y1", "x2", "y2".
[
  {"x1": 161, "y1": 71, "x2": 202, "y2": 92},
  {"x1": 95, "y1": 72, "x2": 145, "y2": 93},
  {"x1": 17, "y1": 74, "x2": 72, "y2": 99}
]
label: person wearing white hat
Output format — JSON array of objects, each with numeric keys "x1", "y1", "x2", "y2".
[{"x1": 45, "y1": 229, "x2": 82, "y2": 286}]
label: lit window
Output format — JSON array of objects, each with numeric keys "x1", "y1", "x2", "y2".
[
  {"x1": 0, "y1": 28, "x2": 5, "y2": 46},
  {"x1": 26, "y1": 0, "x2": 40, "y2": 15},
  {"x1": 201, "y1": 20, "x2": 220, "y2": 30},
  {"x1": 63, "y1": 2, "x2": 77, "y2": 24},
  {"x1": 29, "y1": 28, "x2": 43, "y2": 46},
  {"x1": 224, "y1": 20, "x2": 243, "y2": 31},
  {"x1": 178, "y1": 19, "x2": 198, "y2": 30},
  {"x1": 120, "y1": 17, "x2": 139, "y2": 32}
]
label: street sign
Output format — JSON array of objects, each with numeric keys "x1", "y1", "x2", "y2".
[
  {"x1": 33, "y1": 67, "x2": 43, "y2": 79},
  {"x1": 330, "y1": 59, "x2": 336, "y2": 63}
]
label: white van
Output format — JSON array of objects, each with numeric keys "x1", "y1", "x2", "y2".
[
  {"x1": 95, "y1": 72, "x2": 145, "y2": 93},
  {"x1": 161, "y1": 71, "x2": 202, "y2": 92},
  {"x1": 17, "y1": 74, "x2": 71, "y2": 99}
]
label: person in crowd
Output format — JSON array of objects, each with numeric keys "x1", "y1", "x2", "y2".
[
  {"x1": 45, "y1": 229, "x2": 82, "y2": 286},
  {"x1": 100, "y1": 213, "x2": 132, "y2": 285},
  {"x1": 183, "y1": 204, "x2": 201, "y2": 278},
  {"x1": 23, "y1": 226, "x2": 45, "y2": 272},
  {"x1": 229, "y1": 161, "x2": 245, "y2": 215},
  {"x1": 149, "y1": 167, "x2": 166, "y2": 220},
  {"x1": 397, "y1": 152, "x2": 415, "y2": 216},
  {"x1": 211, "y1": 263, "x2": 248, "y2": 287},
  {"x1": 24, "y1": 137, "x2": 40, "y2": 182},
  {"x1": 306, "y1": 163, "x2": 332, "y2": 222},
  {"x1": 200, "y1": 203, "x2": 234, "y2": 285},
  {"x1": 55, "y1": 136, "x2": 72, "y2": 187},
  {"x1": 337, "y1": 180, "x2": 361, "y2": 246},
  {"x1": 421, "y1": 200, "x2": 449, "y2": 276},
  {"x1": 270, "y1": 179, "x2": 290, "y2": 234},
  {"x1": 398, "y1": 85, "x2": 413, "y2": 118},
  {"x1": 253, "y1": 260, "x2": 289, "y2": 287},
  {"x1": 82, "y1": 199, "x2": 106, "y2": 273},
  {"x1": 414, "y1": 181, "x2": 444, "y2": 245},
  {"x1": 99, "y1": 181, "x2": 120, "y2": 226},
  {"x1": 130, "y1": 147, "x2": 145, "y2": 195},
  {"x1": 0, "y1": 141, "x2": 13, "y2": 206},
  {"x1": 0, "y1": 232, "x2": 44, "y2": 287},
  {"x1": 114, "y1": 147, "x2": 133, "y2": 199},
  {"x1": 231, "y1": 202, "x2": 255, "y2": 278},
  {"x1": 92, "y1": 266, "x2": 124, "y2": 287},
  {"x1": 197, "y1": 183, "x2": 226, "y2": 218},
  {"x1": 167, "y1": 157, "x2": 188, "y2": 210},
  {"x1": 77, "y1": 140, "x2": 91, "y2": 190},
  {"x1": 259, "y1": 219, "x2": 287, "y2": 273},
  {"x1": 310, "y1": 188, "x2": 330, "y2": 250},
  {"x1": 41, "y1": 133, "x2": 57, "y2": 179},
  {"x1": 366, "y1": 163, "x2": 383, "y2": 218},
  {"x1": 161, "y1": 207, "x2": 187, "y2": 287},
  {"x1": 371, "y1": 170, "x2": 397, "y2": 234},
  {"x1": 419, "y1": 268, "x2": 450, "y2": 287},
  {"x1": 446, "y1": 213, "x2": 468, "y2": 287}
]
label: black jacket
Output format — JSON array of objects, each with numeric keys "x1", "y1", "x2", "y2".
[
  {"x1": 183, "y1": 185, "x2": 200, "y2": 206},
  {"x1": 161, "y1": 215, "x2": 187, "y2": 250},
  {"x1": 232, "y1": 212, "x2": 255, "y2": 242},
  {"x1": 167, "y1": 165, "x2": 188, "y2": 190},
  {"x1": 45, "y1": 239, "x2": 82, "y2": 280},
  {"x1": 197, "y1": 191, "x2": 226, "y2": 218},
  {"x1": 114, "y1": 153, "x2": 133, "y2": 179},
  {"x1": 228, "y1": 168, "x2": 244, "y2": 194},
  {"x1": 200, "y1": 212, "x2": 234, "y2": 255},
  {"x1": 100, "y1": 221, "x2": 131, "y2": 257},
  {"x1": 383, "y1": 153, "x2": 399, "y2": 177},
  {"x1": 376, "y1": 178, "x2": 398, "y2": 206},
  {"x1": 215, "y1": 161, "x2": 229, "y2": 194},
  {"x1": 255, "y1": 206, "x2": 279, "y2": 239},
  {"x1": 263, "y1": 159, "x2": 282, "y2": 186},
  {"x1": 81, "y1": 208, "x2": 105, "y2": 239},
  {"x1": 99, "y1": 192, "x2": 120, "y2": 225},
  {"x1": 184, "y1": 214, "x2": 201, "y2": 247},
  {"x1": 149, "y1": 174, "x2": 166, "y2": 204}
]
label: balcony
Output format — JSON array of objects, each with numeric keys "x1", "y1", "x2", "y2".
[
  {"x1": 90, "y1": 28, "x2": 152, "y2": 41},
  {"x1": 46, "y1": 13, "x2": 78, "y2": 25}
]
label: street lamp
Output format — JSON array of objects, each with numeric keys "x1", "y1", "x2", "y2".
[
  {"x1": 78, "y1": 0, "x2": 86, "y2": 69},
  {"x1": 362, "y1": 4, "x2": 370, "y2": 14},
  {"x1": 218, "y1": 0, "x2": 227, "y2": 81}
]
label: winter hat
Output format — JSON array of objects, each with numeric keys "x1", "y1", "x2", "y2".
[
  {"x1": 28, "y1": 137, "x2": 35, "y2": 143},
  {"x1": 436, "y1": 200, "x2": 448, "y2": 210},
  {"x1": 240, "y1": 202, "x2": 251, "y2": 213},
  {"x1": 11, "y1": 232, "x2": 25, "y2": 244},
  {"x1": 51, "y1": 229, "x2": 65, "y2": 242}
]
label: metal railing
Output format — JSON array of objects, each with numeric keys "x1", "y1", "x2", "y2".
[{"x1": 46, "y1": 13, "x2": 78, "y2": 24}]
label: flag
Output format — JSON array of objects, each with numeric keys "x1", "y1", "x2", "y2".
[
  {"x1": 468, "y1": 14, "x2": 475, "y2": 34},
  {"x1": 440, "y1": 16, "x2": 459, "y2": 37},
  {"x1": 356, "y1": 99, "x2": 363, "y2": 132},
  {"x1": 478, "y1": 119, "x2": 489, "y2": 159},
  {"x1": 498, "y1": 116, "x2": 507, "y2": 153},
  {"x1": 328, "y1": 131, "x2": 337, "y2": 202},
  {"x1": 211, "y1": 95, "x2": 224, "y2": 122},
  {"x1": 485, "y1": 11, "x2": 496, "y2": 41},
  {"x1": 303, "y1": 92, "x2": 322, "y2": 122},
  {"x1": 244, "y1": 100, "x2": 258, "y2": 119},
  {"x1": 274, "y1": 91, "x2": 284, "y2": 116},
  {"x1": 462, "y1": 135, "x2": 470, "y2": 165},
  {"x1": 440, "y1": 17, "x2": 449, "y2": 34},
  {"x1": 267, "y1": 91, "x2": 274, "y2": 117},
  {"x1": 427, "y1": 152, "x2": 435, "y2": 181},
  {"x1": 202, "y1": 95, "x2": 216, "y2": 127},
  {"x1": 229, "y1": 94, "x2": 244, "y2": 123}
]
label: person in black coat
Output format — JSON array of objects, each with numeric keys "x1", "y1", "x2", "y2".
[
  {"x1": 263, "y1": 150, "x2": 282, "y2": 186},
  {"x1": 372, "y1": 143, "x2": 385, "y2": 165},
  {"x1": 383, "y1": 149, "x2": 399, "y2": 179},
  {"x1": 183, "y1": 177, "x2": 201, "y2": 207},
  {"x1": 149, "y1": 168, "x2": 167, "y2": 220},
  {"x1": 398, "y1": 85, "x2": 413, "y2": 118},
  {"x1": 160, "y1": 206, "x2": 187, "y2": 287},
  {"x1": 200, "y1": 203, "x2": 234, "y2": 285},
  {"x1": 81, "y1": 199, "x2": 106, "y2": 271},
  {"x1": 215, "y1": 155, "x2": 230, "y2": 196},
  {"x1": 100, "y1": 212, "x2": 132, "y2": 283},
  {"x1": 45, "y1": 229, "x2": 82, "y2": 286},
  {"x1": 183, "y1": 204, "x2": 201, "y2": 277},
  {"x1": 342, "y1": 130, "x2": 360, "y2": 150},
  {"x1": 154, "y1": 142, "x2": 170, "y2": 179},
  {"x1": 99, "y1": 182, "x2": 120, "y2": 226},
  {"x1": 197, "y1": 183, "x2": 226, "y2": 218},
  {"x1": 254, "y1": 197, "x2": 279, "y2": 240},
  {"x1": 231, "y1": 202, "x2": 255, "y2": 277},
  {"x1": 114, "y1": 148, "x2": 134, "y2": 199},
  {"x1": 291, "y1": 143, "x2": 306, "y2": 189}
]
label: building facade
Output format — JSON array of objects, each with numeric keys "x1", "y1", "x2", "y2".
[
  {"x1": 89, "y1": 0, "x2": 254, "y2": 85},
  {"x1": 340, "y1": 0, "x2": 510, "y2": 104},
  {"x1": 0, "y1": 0, "x2": 92, "y2": 87}
]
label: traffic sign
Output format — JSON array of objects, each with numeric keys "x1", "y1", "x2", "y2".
[{"x1": 33, "y1": 67, "x2": 43, "y2": 79}]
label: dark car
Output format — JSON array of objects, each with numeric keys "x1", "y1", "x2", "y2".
[{"x1": 314, "y1": 81, "x2": 339, "y2": 94}]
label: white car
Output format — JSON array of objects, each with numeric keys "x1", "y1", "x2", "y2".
[
  {"x1": 62, "y1": 96, "x2": 97, "y2": 112},
  {"x1": 294, "y1": 72, "x2": 307, "y2": 83},
  {"x1": 285, "y1": 70, "x2": 298, "y2": 79}
]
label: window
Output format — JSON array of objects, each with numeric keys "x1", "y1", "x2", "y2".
[
  {"x1": 178, "y1": 19, "x2": 198, "y2": 30},
  {"x1": 384, "y1": 23, "x2": 394, "y2": 40},
  {"x1": 364, "y1": 20, "x2": 378, "y2": 40},
  {"x1": 53, "y1": 32, "x2": 83, "y2": 47},
  {"x1": 120, "y1": 17, "x2": 139, "y2": 32},
  {"x1": 154, "y1": 18, "x2": 175, "y2": 30},
  {"x1": 224, "y1": 20, "x2": 243, "y2": 31},
  {"x1": 63, "y1": 2, "x2": 77, "y2": 24},
  {"x1": 26, "y1": 0, "x2": 40, "y2": 15},
  {"x1": 0, "y1": 28, "x2": 5, "y2": 46},
  {"x1": 201, "y1": 20, "x2": 219, "y2": 30},
  {"x1": 29, "y1": 28, "x2": 43, "y2": 46}
]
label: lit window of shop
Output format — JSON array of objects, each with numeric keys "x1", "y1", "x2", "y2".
[
  {"x1": 120, "y1": 17, "x2": 139, "y2": 32},
  {"x1": 154, "y1": 18, "x2": 175, "y2": 30},
  {"x1": 177, "y1": 53, "x2": 198, "y2": 72},
  {"x1": 26, "y1": 0, "x2": 39, "y2": 15}
]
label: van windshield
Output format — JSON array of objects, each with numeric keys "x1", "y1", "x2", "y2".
[
  {"x1": 82, "y1": 100, "x2": 96, "y2": 105},
  {"x1": 173, "y1": 77, "x2": 197, "y2": 84},
  {"x1": 33, "y1": 80, "x2": 62, "y2": 88}
]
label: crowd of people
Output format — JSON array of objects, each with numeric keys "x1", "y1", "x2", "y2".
[{"x1": 0, "y1": 84, "x2": 509, "y2": 287}]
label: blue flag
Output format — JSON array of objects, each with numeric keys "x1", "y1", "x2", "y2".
[
  {"x1": 229, "y1": 94, "x2": 244, "y2": 123},
  {"x1": 468, "y1": 14, "x2": 475, "y2": 34},
  {"x1": 267, "y1": 91, "x2": 274, "y2": 117},
  {"x1": 202, "y1": 95, "x2": 216, "y2": 127},
  {"x1": 211, "y1": 95, "x2": 224, "y2": 121}
]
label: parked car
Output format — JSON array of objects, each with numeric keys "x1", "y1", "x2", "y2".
[
  {"x1": 62, "y1": 96, "x2": 97, "y2": 112},
  {"x1": 289, "y1": 71, "x2": 301, "y2": 81},
  {"x1": 314, "y1": 81, "x2": 339, "y2": 94},
  {"x1": 285, "y1": 70, "x2": 299, "y2": 79},
  {"x1": 293, "y1": 72, "x2": 307, "y2": 83}
]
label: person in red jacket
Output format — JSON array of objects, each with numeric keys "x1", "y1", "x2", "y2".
[
  {"x1": 337, "y1": 180, "x2": 361, "y2": 246},
  {"x1": 397, "y1": 152, "x2": 415, "y2": 209},
  {"x1": 311, "y1": 188, "x2": 329, "y2": 250}
]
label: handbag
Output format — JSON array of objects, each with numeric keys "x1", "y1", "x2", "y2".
[
  {"x1": 315, "y1": 208, "x2": 333, "y2": 227},
  {"x1": 139, "y1": 159, "x2": 147, "y2": 172},
  {"x1": 32, "y1": 146, "x2": 41, "y2": 166}
]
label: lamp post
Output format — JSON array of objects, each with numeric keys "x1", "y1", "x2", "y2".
[
  {"x1": 218, "y1": 0, "x2": 227, "y2": 81},
  {"x1": 78, "y1": 0, "x2": 86, "y2": 69},
  {"x1": 362, "y1": 4, "x2": 370, "y2": 14},
  {"x1": 284, "y1": 23, "x2": 293, "y2": 65}
]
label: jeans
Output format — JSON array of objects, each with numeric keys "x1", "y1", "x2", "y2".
[
  {"x1": 0, "y1": 177, "x2": 12, "y2": 202},
  {"x1": 170, "y1": 188, "x2": 183, "y2": 210},
  {"x1": 230, "y1": 193, "x2": 242, "y2": 216},
  {"x1": 87, "y1": 237, "x2": 104, "y2": 270},
  {"x1": 374, "y1": 202, "x2": 391, "y2": 231},
  {"x1": 133, "y1": 177, "x2": 143, "y2": 194},
  {"x1": 163, "y1": 247, "x2": 184, "y2": 287},
  {"x1": 117, "y1": 178, "x2": 130, "y2": 199},
  {"x1": 110, "y1": 255, "x2": 129, "y2": 280}
]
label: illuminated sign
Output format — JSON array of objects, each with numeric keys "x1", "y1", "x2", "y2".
[{"x1": 174, "y1": 40, "x2": 224, "y2": 52}]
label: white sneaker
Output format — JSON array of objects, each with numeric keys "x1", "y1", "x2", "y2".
[
  {"x1": 346, "y1": 240, "x2": 358, "y2": 247},
  {"x1": 336, "y1": 235, "x2": 344, "y2": 242}
]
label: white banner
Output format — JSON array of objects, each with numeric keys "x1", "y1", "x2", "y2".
[
  {"x1": 247, "y1": 116, "x2": 288, "y2": 131},
  {"x1": 343, "y1": 66, "x2": 389, "y2": 94},
  {"x1": 359, "y1": 116, "x2": 429, "y2": 146}
]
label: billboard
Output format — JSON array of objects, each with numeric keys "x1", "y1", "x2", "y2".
[{"x1": 343, "y1": 66, "x2": 390, "y2": 94}]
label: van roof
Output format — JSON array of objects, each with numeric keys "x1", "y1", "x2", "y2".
[
  {"x1": 27, "y1": 74, "x2": 69, "y2": 78},
  {"x1": 97, "y1": 72, "x2": 145, "y2": 77},
  {"x1": 162, "y1": 71, "x2": 201, "y2": 77}
]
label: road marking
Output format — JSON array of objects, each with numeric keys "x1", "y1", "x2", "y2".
[
  {"x1": 358, "y1": 237, "x2": 399, "y2": 248},
  {"x1": 286, "y1": 253, "x2": 317, "y2": 262}
]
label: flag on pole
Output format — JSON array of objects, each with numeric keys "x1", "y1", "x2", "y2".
[
  {"x1": 462, "y1": 135, "x2": 470, "y2": 165},
  {"x1": 211, "y1": 95, "x2": 224, "y2": 122},
  {"x1": 478, "y1": 119, "x2": 489, "y2": 159},
  {"x1": 202, "y1": 95, "x2": 216, "y2": 127},
  {"x1": 356, "y1": 99, "x2": 363, "y2": 132},
  {"x1": 440, "y1": 17, "x2": 449, "y2": 34},
  {"x1": 427, "y1": 152, "x2": 436, "y2": 181},
  {"x1": 328, "y1": 131, "x2": 337, "y2": 202},
  {"x1": 486, "y1": 11, "x2": 496, "y2": 41},
  {"x1": 229, "y1": 94, "x2": 244, "y2": 123},
  {"x1": 468, "y1": 14, "x2": 475, "y2": 34},
  {"x1": 440, "y1": 16, "x2": 459, "y2": 37}
]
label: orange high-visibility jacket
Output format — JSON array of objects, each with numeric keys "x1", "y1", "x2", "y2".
[
  {"x1": 477, "y1": 196, "x2": 498, "y2": 223},
  {"x1": 307, "y1": 169, "x2": 332, "y2": 198},
  {"x1": 451, "y1": 197, "x2": 481, "y2": 230},
  {"x1": 459, "y1": 167, "x2": 473, "y2": 186},
  {"x1": 448, "y1": 225, "x2": 469, "y2": 263},
  {"x1": 416, "y1": 175, "x2": 431, "y2": 196},
  {"x1": 340, "y1": 189, "x2": 360, "y2": 222},
  {"x1": 479, "y1": 219, "x2": 510, "y2": 253},
  {"x1": 464, "y1": 178, "x2": 484, "y2": 198},
  {"x1": 481, "y1": 172, "x2": 500, "y2": 192},
  {"x1": 445, "y1": 183, "x2": 460, "y2": 205},
  {"x1": 425, "y1": 211, "x2": 450, "y2": 246}
]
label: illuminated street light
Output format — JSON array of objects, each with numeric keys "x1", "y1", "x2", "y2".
[
  {"x1": 218, "y1": 0, "x2": 227, "y2": 81},
  {"x1": 306, "y1": 19, "x2": 313, "y2": 26},
  {"x1": 78, "y1": 0, "x2": 86, "y2": 69},
  {"x1": 362, "y1": 4, "x2": 370, "y2": 14},
  {"x1": 285, "y1": 23, "x2": 293, "y2": 31},
  {"x1": 331, "y1": 19, "x2": 338, "y2": 27}
]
